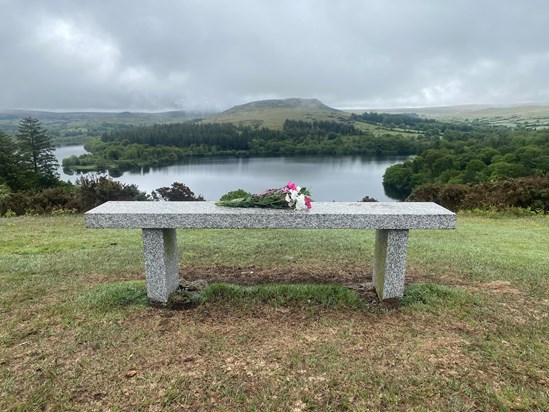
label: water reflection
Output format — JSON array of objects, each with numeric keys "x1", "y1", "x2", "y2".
[{"x1": 55, "y1": 146, "x2": 408, "y2": 201}]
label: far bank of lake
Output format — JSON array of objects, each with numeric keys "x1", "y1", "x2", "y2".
[{"x1": 55, "y1": 145, "x2": 407, "y2": 201}]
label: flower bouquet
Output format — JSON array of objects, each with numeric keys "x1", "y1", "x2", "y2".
[{"x1": 216, "y1": 182, "x2": 312, "y2": 210}]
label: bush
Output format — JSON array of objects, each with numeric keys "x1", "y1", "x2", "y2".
[
  {"x1": 0, "y1": 186, "x2": 81, "y2": 216},
  {"x1": 408, "y1": 174, "x2": 549, "y2": 213},
  {"x1": 151, "y1": 182, "x2": 205, "y2": 201},
  {"x1": 77, "y1": 175, "x2": 149, "y2": 211}
]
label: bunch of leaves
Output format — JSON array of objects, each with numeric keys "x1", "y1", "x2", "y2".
[{"x1": 219, "y1": 188, "x2": 252, "y2": 202}]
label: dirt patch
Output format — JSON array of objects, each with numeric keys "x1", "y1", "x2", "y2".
[
  {"x1": 179, "y1": 263, "x2": 371, "y2": 286},
  {"x1": 180, "y1": 264, "x2": 431, "y2": 289},
  {"x1": 174, "y1": 264, "x2": 434, "y2": 310},
  {"x1": 482, "y1": 280, "x2": 522, "y2": 294}
]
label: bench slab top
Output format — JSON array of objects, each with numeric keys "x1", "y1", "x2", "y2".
[{"x1": 85, "y1": 201, "x2": 455, "y2": 230}]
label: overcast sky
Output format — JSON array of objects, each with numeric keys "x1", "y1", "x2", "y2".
[{"x1": 1, "y1": 0, "x2": 549, "y2": 112}]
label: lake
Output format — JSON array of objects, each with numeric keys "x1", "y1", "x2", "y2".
[{"x1": 55, "y1": 145, "x2": 407, "y2": 201}]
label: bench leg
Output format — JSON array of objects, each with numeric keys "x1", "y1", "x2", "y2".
[
  {"x1": 373, "y1": 229, "x2": 409, "y2": 300},
  {"x1": 142, "y1": 228, "x2": 179, "y2": 303}
]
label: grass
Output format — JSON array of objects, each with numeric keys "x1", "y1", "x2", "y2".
[
  {"x1": 0, "y1": 213, "x2": 548, "y2": 410},
  {"x1": 365, "y1": 104, "x2": 549, "y2": 129}
]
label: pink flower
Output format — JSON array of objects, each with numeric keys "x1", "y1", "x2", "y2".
[
  {"x1": 287, "y1": 182, "x2": 297, "y2": 191},
  {"x1": 305, "y1": 196, "x2": 312, "y2": 209}
]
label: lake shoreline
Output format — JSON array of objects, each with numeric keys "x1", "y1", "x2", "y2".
[{"x1": 55, "y1": 146, "x2": 408, "y2": 202}]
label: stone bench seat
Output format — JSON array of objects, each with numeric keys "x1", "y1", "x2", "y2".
[{"x1": 85, "y1": 201, "x2": 456, "y2": 303}]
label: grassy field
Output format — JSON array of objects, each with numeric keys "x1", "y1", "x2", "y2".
[
  {"x1": 1, "y1": 214, "x2": 548, "y2": 411},
  {"x1": 354, "y1": 104, "x2": 549, "y2": 129}
]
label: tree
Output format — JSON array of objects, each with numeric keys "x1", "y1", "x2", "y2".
[
  {"x1": 152, "y1": 182, "x2": 205, "y2": 201},
  {"x1": 15, "y1": 117, "x2": 59, "y2": 188},
  {"x1": 0, "y1": 131, "x2": 20, "y2": 189}
]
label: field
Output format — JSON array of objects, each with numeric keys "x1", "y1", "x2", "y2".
[
  {"x1": 358, "y1": 104, "x2": 549, "y2": 129},
  {"x1": 1, "y1": 213, "x2": 547, "y2": 410}
]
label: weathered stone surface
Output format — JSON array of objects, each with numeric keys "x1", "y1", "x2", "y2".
[
  {"x1": 373, "y1": 229, "x2": 409, "y2": 300},
  {"x1": 85, "y1": 201, "x2": 456, "y2": 229},
  {"x1": 85, "y1": 201, "x2": 456, "y2": 303},
  {"x1": 142, "y1": 229, "x2": 179, "y2": 302}
]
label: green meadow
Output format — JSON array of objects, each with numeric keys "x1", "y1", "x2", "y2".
[{"x1": 1, "y1": 214, "x2": 548, "y2": 411}]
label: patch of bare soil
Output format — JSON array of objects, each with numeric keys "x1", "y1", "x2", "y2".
[
  {"x1": 179, "y1": 263, "x2": 371, "y2": 286},
  {"x1": 462, "y1": 280, "x2": 549, "y2": 325},
  {"x1": 173, "y1": 264, "x2": 415, "y2": 309}
]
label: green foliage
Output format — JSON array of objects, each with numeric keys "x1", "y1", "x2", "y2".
[
  {"x1": 352, "y1": 111, "x2": 438, "y2": 128},
  {"x1": 384, "y1": 126, "x2": 549, "y2": 197},
  {"x1": 0, "y1": 109, "x2": 208, "y2": 145},
  {"x1": 409, "y1": 174, "x2": 549, "y2": 212},
  {"x1": 151, "y1": 182, "x2": 205, "y2": 201},
  {"x1": 219, "y1": 188, "x2": 253, "y2": 202},
  {"x1": 2, "y1": 209, "x2": 16, "y2": 218},
  {"x1": 0, "y1": 186, "x2": 81, "y2": 216},
  {"x1": 76, "y1": 175, "x2": 149, "y2": 211},
  {"x1": 0, "y1": 183, "x2": 11, "y2": 202},
  {"x1": 62, "y1": 120, "x2": 425, "y2": 172},
  {"x1": 0, "y1": 175, "x2": 206, "y2": 216},
  {"x1": 15, "y1": 117, "x2": 59, "y2": 189},
  {"x1": 0, "y1": 131, "x2": 24, "y2": 190}
]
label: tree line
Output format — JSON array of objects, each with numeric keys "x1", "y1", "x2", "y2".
[
  {"x1": 383, "y1": 126, "x2": 549, "y2": 197},
  {"x1": 62, "y1": 120, "x2": 426, "y2": 172}
]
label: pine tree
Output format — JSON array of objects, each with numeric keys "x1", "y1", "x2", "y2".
[
  {"x1": 0, "y1": 131, "x2": 21, "y2": 189},
  {"x1": 15, "y1": 117, "x2": 59, "y2": 188}
]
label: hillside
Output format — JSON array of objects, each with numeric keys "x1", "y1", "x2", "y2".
[
  {"x1": 202, "y1": 98, "x2": 352, "y2": 129},
  {"x1": 347, "y1": 104, "x2": 549, "y2": 129},
  {"x1": 0, "y1": 109, "x2": 214, "y2": 145}
]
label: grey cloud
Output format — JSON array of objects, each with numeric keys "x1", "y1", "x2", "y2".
[{"x1": 1, "y1": 0, "x2": 549, "y2": 111}]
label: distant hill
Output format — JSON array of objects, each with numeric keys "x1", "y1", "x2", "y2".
[
  {"x1": 202, "y1": 98, "x2": 352, "y2": 129},
  {"x1": 0, "y1": 109, "x2": 214, "y2": 144},
  {"x1": 346, "y1": 104, "x2": 549, "y2": 129}
]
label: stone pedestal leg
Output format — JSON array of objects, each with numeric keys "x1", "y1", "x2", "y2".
[
  {"x1": 373, "y1": 229, "x2": 409, "y2": 300},
  {"x1": 142, "y1": 228, "x2": 179, "y2": 303}
]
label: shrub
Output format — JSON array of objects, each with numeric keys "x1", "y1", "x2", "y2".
[
  {"x1": 0, "y1": 187, "x2": 81, "y2": 216},
  {"x1": 151, "y1": 182, "x2": 205, "y2": 201},
  {"x1": 408, "y1": 174, "x2": 549, "y2": 213},
  {"x1": 77, "y1": 175, "x2": 149, "y2": 211}
]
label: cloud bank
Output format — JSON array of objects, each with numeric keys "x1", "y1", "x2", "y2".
[{"x1": 1, "y1": 0, "x2": 549, "y2": 111}]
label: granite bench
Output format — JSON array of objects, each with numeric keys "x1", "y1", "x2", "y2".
[{"x1": 85, "y1": 201, "x2": 456, "y2": 303}]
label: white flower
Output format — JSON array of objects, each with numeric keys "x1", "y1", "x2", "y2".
[
  {"x1": 285, "y1": 193, "x2": 294, "y2": 206},
  {"x1": 295, "y1": 194, "x2": 307, "y2": 210}
]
